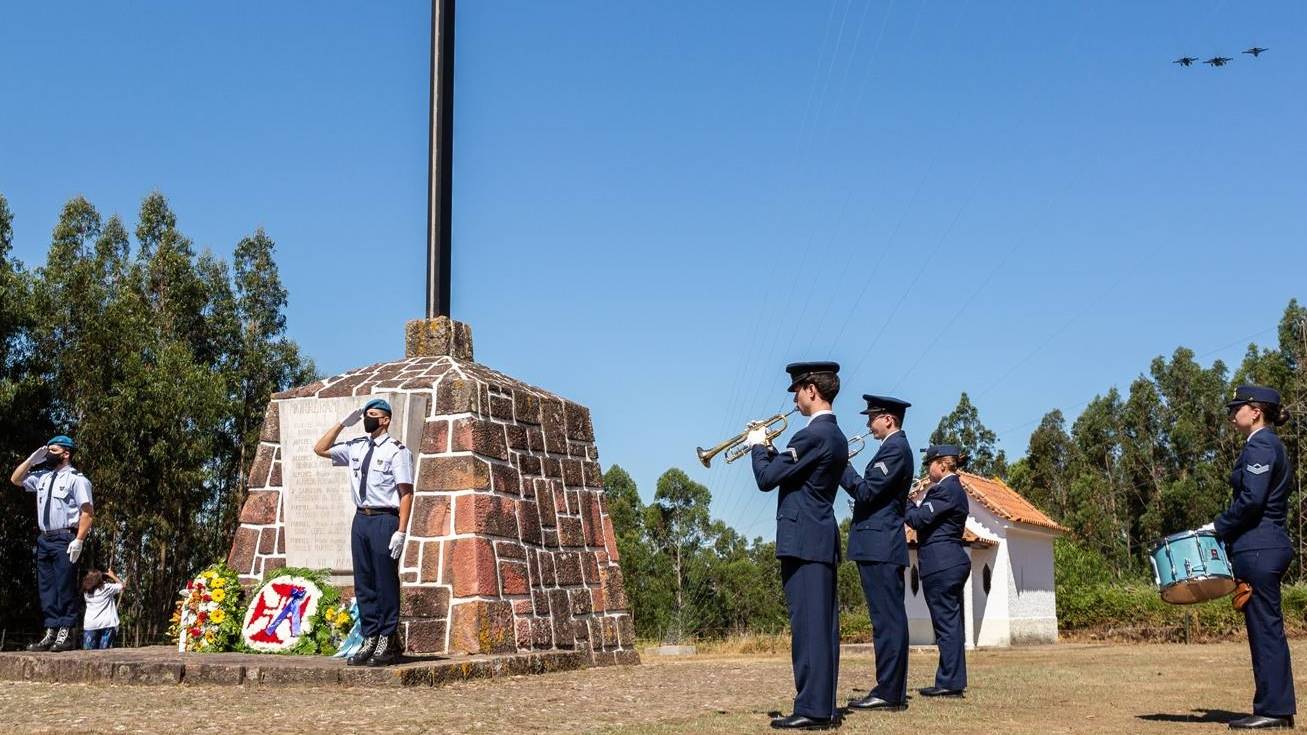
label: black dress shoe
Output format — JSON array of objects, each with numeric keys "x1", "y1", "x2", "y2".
[
  {"x1": 27, "y1": 628, "x2": 55, "y2": 652},
  {"x1": 847, "y1": 695, "x2": 907, "y2": 711},
  {"x1": 365, "y1": 633, "x2": 402, "y2": 667},
  {"x1": 769, "y1": 713, "x2": 836, "y2": 730},
  {"x1": 918, "y1": 687, "x2": 965, "y2": 697},
  {"x1": 1229, "y1": 715, "x2": 1294, "y2": 730},
  {"x1": 346, "y1": 635, "x2": 377, "y2": 666}
]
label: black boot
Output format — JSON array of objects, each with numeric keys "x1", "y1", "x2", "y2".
[
  {"x1": 366, "y1": 633, "x2": 401, "y2": 667},
  {"x1": 1229, "y1": 715, "x2": 1294, "y2": 730},
  {"x1": 27, "y1": 628, "x2": 55, "y2": 652},
  {"x1": 346, "y1": 635, "x2": 378, "y2": 667},
  {"x1": 49, "y1": 627, "x2": 77, "y2": 653}
]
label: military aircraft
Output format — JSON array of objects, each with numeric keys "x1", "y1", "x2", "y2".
[
  {"x1": 1173, "y1": 56, "x2": 1199, "y2": 66},
  {"x1": 1243, "y1": 47, "x2": 1268, "y2": 57},
  {"x1": 1204, "y1": 56, "x2": 1232, "y2": 67}
]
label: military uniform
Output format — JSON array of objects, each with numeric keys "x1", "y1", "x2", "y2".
[
  {"x1": 1214, "y1": 385, "x2": 1295, "y2": 729},
  {"x1": 20, "y1": 435, "x2": 92, "y2": 652},
  {"x1": 842, "y1": 395, "x2": 913, "y2": 709},
  {"x1": 327, "y1": 399, "x2": 414, "y2": 665},
  {"x1": 905, "y1": 445, "x2": 971, "y2": 695},
  {"x1": 752, "y1": 362, "x2": 848, "y2": 725}
]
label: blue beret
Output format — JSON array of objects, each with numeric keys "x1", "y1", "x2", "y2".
[
  {"x1": 785, "y1": 361, "x2": 840, "y2": 391},
  {"x1": 364, "y1": 398, "x2": 392, "y2": 415},
  {"x1": 859, "y1": 394, "x2": 911, "y2": 416},
  {"x1": 48, "y1": 435, "x2": 76, "y2": 450},
  {"x1": 922, "y1": 444, "x2": 967, "y2": 466},
  {"x1": 1226, "y1": 384, "x2": 1280, "y2": 411}
]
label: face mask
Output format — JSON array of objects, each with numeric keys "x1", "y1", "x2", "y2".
[{"x1": 363, "y1": 416, "x2": 382, "y2": 433}]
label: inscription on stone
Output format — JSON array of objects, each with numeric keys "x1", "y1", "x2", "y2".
[{"x1": 279, "y1": 393, "x2": 428, "y2": 573}]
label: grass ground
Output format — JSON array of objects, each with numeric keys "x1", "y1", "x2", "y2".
[{"x1": 0, "y1": 640, "x2": 1299, "y2": 734}]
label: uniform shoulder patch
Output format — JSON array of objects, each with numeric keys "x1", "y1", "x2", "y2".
[
  {"x1": 786, "y1": 447, "x2": 798, "y2": 462},
  {"x1": 1246, "y1": 463, "x2": 1271, "y2": 475},
  {"x1": 874, "y1": 461, "x2": 889, "y2": 476}
]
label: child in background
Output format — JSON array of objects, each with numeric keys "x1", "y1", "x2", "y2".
[{"x1": 82, "y1": 569, "x2": 125, "y2": 649}]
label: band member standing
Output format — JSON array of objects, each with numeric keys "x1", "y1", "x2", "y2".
[
  {"x1": 1210, "y1": 385, "x2": 1295, "y2": 730},
  {"x1": 905, "y1": 444, "x2": 971, "y2": 698},
  {"x1": 842, "y1": 395, "x2": 914, "y2": 712},
  {"x1": 314, "y1": 398, "x2": 414, "y2": 667},
  {"x1": 8, "y1": 435, "x2": 93, "y2": 653},
  {"x1": 750, "y1": 361, "x2": 848, "y2": 730}
]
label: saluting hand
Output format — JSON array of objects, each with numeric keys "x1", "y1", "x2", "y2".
[
  {"x1": 340, "y1": 409, "x2": 364, "y2": 428},
  {"x1": 26, "y1": 446, "x2": 49, "y2": 466}
]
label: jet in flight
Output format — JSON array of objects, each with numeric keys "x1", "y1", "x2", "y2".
[
  {"x1": 1243, "y1": 47, "x2": 1268, "y2": 58},
  {"x1": 1204, "y1": 56, "x2": 1232, "y2": 67},
  {"x1": 1173, "y1": 56, "x2": 1199, "y2": 66}
]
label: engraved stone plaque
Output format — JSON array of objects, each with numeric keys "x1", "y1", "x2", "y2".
[{"x1": 278, "y1": 392, "x2": 427, "y2": 574}]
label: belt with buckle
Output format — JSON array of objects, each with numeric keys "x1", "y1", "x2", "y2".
[
  {"x1": 357, "y1": 507, "x2": 399, "y2": 516},
  {"x1": 40, "y1": 527, "x2": 77, "y2": 537}
]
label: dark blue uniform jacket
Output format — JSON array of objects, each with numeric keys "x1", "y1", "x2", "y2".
[
  {"x1": 1215, "y1": 428, "x2": 1292, "y2": 554},
  {"x1": 841, "y1": 431, "x2": 913, "y2": 565},
  {"x1": 753, "y1": 413, "x2": 847, "y2": 564},
  {"x1": 905, "y1": 473, "x2": 970, "y2": 577}
]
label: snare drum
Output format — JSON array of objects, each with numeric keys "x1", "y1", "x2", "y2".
[{"x1": 1149, "y1": 529, "x2": 1236, "y2": 604}]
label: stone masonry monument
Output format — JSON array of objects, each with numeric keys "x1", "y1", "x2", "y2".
[{"x1": 227, "y1": 317, "x2": 638, "y2": 665}]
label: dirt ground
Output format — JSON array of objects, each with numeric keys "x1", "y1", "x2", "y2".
[{"x1": 0, "y1": 641, "x2": 1300, "y2": 734}]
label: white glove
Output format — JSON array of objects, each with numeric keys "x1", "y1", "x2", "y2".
[
  {"x1": 26, "y1": 446, "x2": 49, "y2": 466},
  {"x1": 340, "y1": 408, "x2": 364, "y2": 428},
  {"x1": 67, "y1": 538, "x2": 83, "y2": 563},
  {"x1": 388, "y1": 531, "x2": 406, "y2": 560},
  {"x1": 1199, "y1": 522, "x2": 1216, "y2": 532},
  {"x1": 745, "y1": 426, "x2": 769, "y2": 448}
]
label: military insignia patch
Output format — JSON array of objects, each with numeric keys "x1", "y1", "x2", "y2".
[
  {"x1": 786, "y1": 448, "x2": 798, "y2": 461},
  {"x1": 874, "y1": 461, "x2": 889, "y2": 476},
  {"x1": 924, "y1": 501, "x2": 935, "y2": 513},
  {"x1": 1247, "y1": 463, "x2": 1271, "y2": 475}
]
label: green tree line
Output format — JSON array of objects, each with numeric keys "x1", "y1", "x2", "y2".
[{"x1": 0, "y1": 193, "x2": 313, "y2": 644}]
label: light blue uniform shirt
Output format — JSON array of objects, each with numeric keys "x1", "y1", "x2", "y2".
[
  {"x1": 23, "y1": 465, "x2": 93, "y2": 532},
  {"x1": 329, "y1": 434, "x2": 414, "y2": 508}
]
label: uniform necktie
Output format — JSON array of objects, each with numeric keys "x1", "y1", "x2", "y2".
[
  {"x1": 358, "y1": 440, "x2": 378, "y2": 507},
  {"x1": 42, "y1": 472, "x2": 58, "y2": 531}
]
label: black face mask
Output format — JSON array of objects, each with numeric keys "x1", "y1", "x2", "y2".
[{"x1": 363, "y1": 416, "x2": 382, "y2": 433}]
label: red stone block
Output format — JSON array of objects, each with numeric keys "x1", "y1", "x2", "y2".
[
  {"x1": 548, "y1": 589, "x2": 573, "y2": 647},
  {"x1": 399, "y1": 586, "x2": 451, "y2": 618},
  {"x1": 537, "y1": 483, "x2": 558, "y2": 528},
  {"x1": 569, "y1": 588, "x2": 593, "y2": 615},
  {"x1": 568, "y1": 442, "x2": 588, "y2": 458},
  {"x1": 247, "y1": 445, "x2": 275, "y2": 489},
  {"x1": 558, "y1": 516, "x2": 584, "y2": 548},
  {"x1": 518, "y1": 499, "x2": 542, "y2": 545},
  {"x1": 454, "y1": 494, "x2": 520, "y2": 538},
  {"x1": 592, "y1": 584, "x2": 608, "y2": 613},
  {"x1": 512, "y1": 599, "x2": 533, "y2": 616},
  {"x1": 259, "y1": 404, "x2": 280, "y2": 442},
  {"x1": 490, "y1": 395, "x2": 514, "y2": 421},
  {"x1": 515, "y1": 618, "x2": 532, "y2": 649},
  {"x1": 526, "y1": 427, "x2": 545, "y2": 452},
  {"x1": 318, "y1": 374, "x2": 367, "y2": 398},
  {"x1": 532, "y1": 588, "x2": 550, "y2": 616},
  {"x1": 582, "y1": 461, "x2": 604, "y2": 489},
  {"x1": 617, "y1": 615, "x2": 635, "y2": 647},
  {"x1": 555, "y1": 552, "x2": 583, "y2": 586},
  {"x1": 516, "y1": 454, "x2": 543, "y2": 478},
  {"x1": 531, "y1": 618, "x2": 553, "y2": 649},
  {"x1": 276, "y1": 528, "x2": 285, "y2": 554},
  {"x1": 239, "y1": 490, "x2": 280, "y2": 524},
  {"x1": 491, "y1": 462, "x2": 521, "y2": 495},
  {"x1": 499, "y1": 561, "x2": 529, "y2": 595},
  {"x1": 580, "y1": 552, "x2": 600, "y2": 585},
  {"x1": 495, "y1": 541, "x2": 526, "y2": 560},
  {"x1": 602, "y1": 617, "x2": 619, "y2": 649},
  {"x1": 421, "y1": 419, "x2": 449, "y2": 454},
  {"x1": 527, "y1": 548, "x2": 541, "y2": 583},
  {"x1": 436, "y1": 376, "x2": 478, "y2": 413},
  {"x1": 403, "y1": 537, "x2": 421, "y2": 567},
  {"x1": 566, "y1": 490, "x2": 581, "y2": 515},
  {"x1": 416, "y1": 455, "x2": 490, "y2": 491},
  {"x1": 537, "y1": 551, "x2": 557, "y2": 586},
  {"x1": 419, "y1": 541, "x2": 442, "y2": 583},
  {"x1": 402, "y1": 618, "x2": 447, "y2": 654},
  {"x1": 451, "y1": 417, "x2": 508, "y2": 460},
  {"x1": 513, "y1": 392, "x2": 542, "y2": 425},
  {"x1": 258, "y1": 528, "x2": 277, "y2": 554},
  {"x1": 561, "y1": 459, "x2": 584, "y2": 488},
  {"x1": 543, "y1": 457, "x2": 562, "y2": 479},
  {"x1": 409, "y1": 494, "x2": 451, "y2": 537},
  {"x1": 444, "y1": 538, "x2": 498, "y2": 596},
  {"x1": 505, "y1": 424, "x2": 528, "y2": 450},
  {"x1": 603, "y1": 566, "x2": 629, "y2": 610},
  {"x1": 602, "y1": 516, "x2": 620, "y2": 561},
  {"x1": 478, "y1": 384, "x2": 491, "y2": 415},
  {"x1": 542, "y1": 528, "x2": 560, "y2": 549},
  {"x1": 227, "y1": 527, "x2": 259, "y2": 575},
  {"x1": 261, "y1": 557, "x2": 286, "y2": 575},
  {"x1": 449, "y1": 600, "x2": 515, "y2": 654},
  {"x1": 541, "y1": 399, "x2": 568, "y2": 454},
  {"x1": 563, "y1": 401, "x2": 594, "y2": 442}
]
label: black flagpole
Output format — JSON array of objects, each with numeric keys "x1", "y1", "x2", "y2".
[{"x1": 426, "y1": 0, "x2": 455, "y2": 318}]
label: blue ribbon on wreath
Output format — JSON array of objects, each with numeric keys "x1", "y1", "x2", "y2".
[{"x1": 264, "y1": 586, "x2": 308, "y2": 637}]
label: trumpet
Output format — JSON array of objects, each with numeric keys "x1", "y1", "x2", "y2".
[
  {"x1": 696, "y1": 408, "x2": 798, "y2": 468},
  {"x1": 847, "y1": 431, "x2": 872, "y2": 458}
]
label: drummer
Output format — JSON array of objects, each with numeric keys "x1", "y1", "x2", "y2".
[{"x1": 1206, "y1": 385, "x2": 1295, "y2": 730}]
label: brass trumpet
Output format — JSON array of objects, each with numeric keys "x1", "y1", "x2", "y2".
[
  {"x1": 696, "y1": 408, "x2": 797, "y2": 468},
  {"x1": 847, "y1": 431, "x2": 872, "y2": 458}
]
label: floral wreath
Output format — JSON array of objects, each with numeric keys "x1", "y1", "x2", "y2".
[
  {"x1": 168, "y1": 562, "x2": 244, "y2": 653},
  {"x1": 238, "y1": 567, "x2": 354, "y2": 655}
]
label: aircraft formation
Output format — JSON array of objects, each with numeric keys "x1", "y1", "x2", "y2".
[{"x1": 1174, "y1": 48, "x2": 1268, "y2": 67}]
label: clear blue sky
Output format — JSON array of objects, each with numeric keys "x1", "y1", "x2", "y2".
[{"x1": 3, "y1": 2, "x2": 1305, "y2": 543}]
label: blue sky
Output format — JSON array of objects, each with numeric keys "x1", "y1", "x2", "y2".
[{"x1": 3, "y1": 2, "x2": 1305, "y2": 542}]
